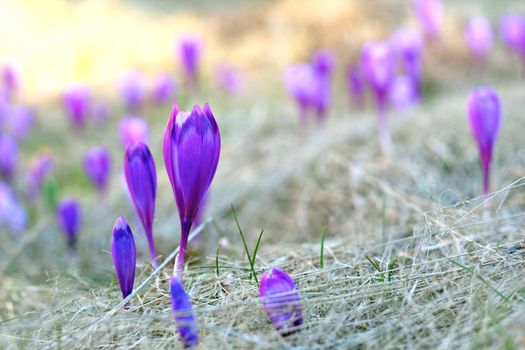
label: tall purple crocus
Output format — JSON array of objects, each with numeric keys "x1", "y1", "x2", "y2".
[
  {"x1": 152, "y1": 74, "x2": 177, "y2": 105},
  {"x1": 413, "y1": 0, "x2": 443, "y2": 42},
  {"x1": 111, "y1": 216, "x2": 136, "y2": 306},
  {"x1": 465, "y1": 17, "x2": 493, "y2": 61},
  {"x1": 259, "y1": 267, "x2": 303, "y2": 336},
  {"x1": 284, "y1": 64, "x2": 318, "y2": 126},
  {"x1": 163, "y1": 103, "x2": 220, "y2": 278},
  {"x1": 57, "y1": 198, "x2": 81, "y2": 249},
  {"x1": 119, "y1": 116, "x2": 149, "y2": 147},
  {"x1": 177, "y1": 35, "x2": 202, "y2": 89},
  {"x1": 361, "y1": 41, "x2": 396, "y2": 151},
  {"x1": 499, "y1": 14, "x2": 525, "y2": 59},
  {"x1": 124, "y1": 142, "x2": 158, "y2": 267},
  {"x1": 391, "y1": 28, "x2": 423, "y2": 97},
  {"x1": 0, "y1": 134, "x2": 18, "y2": 181},
  {"x1": 468, "y1": 87, "x2": 501, "y2": 195},
  {"x1": 170, "y1": 277, "x2": 198, "y2": 347},
  {"x1": 2, "y1": 64, "x2": 19, "y2": 101},
  {"x1": 62, "y1": 84, "x2": 91, "y2": 130},
  {"x1": 347, "y1": 64, "x2": 364, "y2": 108},
  {"x1": 83, "y1": 147, "x2": 111, "y2": 194},
  {"x1": 119, "y1": 71, "x2": 146, "y2": 112}
]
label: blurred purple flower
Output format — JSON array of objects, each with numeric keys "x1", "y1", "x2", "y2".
[
  {"x1": 151, "y1": 74, "x2": 177, "y2": 105},
  {"x1": 1, "y1": 64, "x2": 19, "y2": 101},
  {"x1": 391, "y1": 28, "x2": 423, "y2": 97},
  {"x1": 347, "y1": 64, "x2": 364, "y2": 107},
  {"x1": 92, "y1": 101, "x2": 110, "y2": 125},
  {"x1": 413, "y1": 0, "x2": 443, "y2": 42},
  {"x1": 389, "y1": 75, "x2": 418, "y2": 112},
  {"x1": 311, "y1": 50, "x2": 334, "y2": 120},
  {"x1": 57, "y1": 198, "x2": 81, "y2": 249},
  {"x1": 0, "y1": 181, "x2": 27, "y2": 232},
  {"x1": 26, "y1": 152, "x2": 53, "y2": 200},
  {"x1": 124, "y1": 142, "x2": 158, "y2": 267},
  {"x1": 177, "y1": 35, "x2": 202, "y2": 88},
  {"x1": 62, "y1": 84, "x2": 91, "y2": 130},
  {"x1": 119, "y1": 116, "x2": 149, "y2": 147},
  {"x1": 499, "y1": 14, "x2": 525, "y2": 58},
  {"x1": 7, "y1": 106, "x2": 35, "y2": 140},
  {"x1": 111, "y1": 216, "x2": 136, "y2": 305},
  {"x1": 0, "y1": 134, "x2": 18, "y2": 181},
  {"x1": 215, "y1": 64, "x2": 244, "y2": 95},
  {"x1": 83, "y1": 147, "x2": 111, "y2": 193},
  {"x1": 312, "y1": 50, "x2": 335, "y2": 77},
  {"x1": 119, "y1": 71, "x2": 145, "y2": 112},
  {"x1": 163, "y1": 103, "x2": 220, "y2": 278},
  {"x1": 468, "y1": 87, "x2": 501, "y2": 195},
  {"x1": 259, "y1": 267, "x2": 303, "y2": 336},
  {"x1": 170, "y1": 277, "x2": 198, "y2": 347},
  {"x1": 284, "y1": 64, "x2": 318, "y2": 125},
  {"x1": 465, "y1": 17, "x2": 493, "y2": 61}
]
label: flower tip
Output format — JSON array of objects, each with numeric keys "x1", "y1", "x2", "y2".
[{"x1": 170, "y1": 277, "x2": 199, "y2": 347}]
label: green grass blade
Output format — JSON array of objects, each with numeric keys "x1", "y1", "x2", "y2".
[{"x1": 320, "y1": 230, "x2": 327, "y2": 268}]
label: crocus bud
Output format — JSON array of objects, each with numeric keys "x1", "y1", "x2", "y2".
[
  {"x1": 259, "y1": 267, "x2": 303, "y2": 336},
  {"x1": 413, "y1": 0, "x2": 443, "y2": 42},
  {"x1": 499, "y1": 14, "x2": 525, "y2": 58},
  {"x1": 389, "y1": 75, "x2": 418, "y2": 112},
  {"x1": 215, "y1": 64, "x2": 244, "y2": 96},
  {"x1": 57, "y1": 198, "x2": 81, "y2": 249},
  {"x1": 163, "y1": 103, "x2": 220, "y2": 278},
  {"x1": 26, "y1": 152, "x2": 53, "y2": 200},
  {"x1": 124, "y1": 142, "x2": 158, "y2": 267},
  {"x1": 119, "y1": 116, "x2": 149, "y2": 147},
  {"x1": 83, "y1": 147, "x2": 111, "y2": 193},
  {"x1": 465, "y1": 17, "x2": 493, "y2": 61},
  {"x1": 177, "y1": 35, "x2": 202, "y2": 89},
  {"x1": 152, "y1": 74, "x2": 177, "y2": 105},
  {"x1": 170, "y1": 277, "x2": 198, "y2": 347},
  {"x1": 347, "y1": 64, "x2": 364, "y2": 108},
  {"x1": 62, "y1": 84, "x2": 91, "y2": 130},
  {"x1": 284, "y1": 64, "x2": 318, "y2": 125},
  {"x1": 467, "y1": 87, "x2": 501, "y2": 195},
  {"x1": 311, "y1": 50, "x2": 334, "y2": 121},
  {"x1": 0, "y1": 134, "x2": 18, "y2": 181},
  {"x1": 1, "y1": 64, "x2": 19, "y2": 101},
  {"x1": 391, "y1": 28, "x2": 423, "y2": 97},
  {"x1": 111, "y1": 216, "x2": 136, "y2": 304},
  {"x1": 0, "y1": 181, "x2": 27, "y2": 232},
  {"x1": 119, "y1": 71, "x2": 145, "y2": 112}
]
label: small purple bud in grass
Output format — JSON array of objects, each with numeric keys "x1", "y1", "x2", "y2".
[
  {"x1": 0, "y1": 181, "x2": 27, "y2": 232},
  {"x1": 26, "y1": 152, "x2": 53, "y2": 200},
  {"x1": 124, "y1": 142, "x2": 158, "y2": 267},
  {"x1": 62, "y1": 84, "x2": 91, "y2": 130},
  {"x1": 83, "y1": 147, "x2": 111, "y2": 193},
  {"x1": 413, "y1": 0, "x2": 443, "y2": 42},
  {"x1": 284, "y1": 64, "x2": 318, "y2": 126},
  {"x1": 0, "y1": 134, "x2": 18, "y2": 181},
  {"x1": 152, "y1": 74, "x2": 177, "y2": 105},
  {"x1": 347, "y1": 64, "x2": 364, "y2": 108},
  {"x1": 57, "y1": 198, "x2": 81, "y2": 249},
  {"x1": 259, "y1": 267, "x2": 303, "y2": 336},
  {"x1": 1, "y1": 64, "x2": 19, "y2": 101},
  {"x1": 170, "y1": 277, "x2": 198, "y2": 347},
  {"x1": 163, "y1": 103, "x2": 220, "y2": 278},
  {"x1": 111, "y1": 216, "x2": 136, "y2": 305},
  {"x1": 8, "y1": 105, "x2": 35, "y2": 140},
  {"x1": 215, "y1": 63, "x2": 244, "y2": 95},
  {"x1": 499, "y1": 14, "x2": 525, "y2": 59},
  {"x1": 177, "y1": 35, "x2": 202, "y2": 89},
  {"x1": 465, "y1": 17, "x2": 493, "y2": 62},
  {"x1": 119, "y1": 116, "x2": 149, "y2": 147},
  {"x1": 468, "y1": 87, "x2": 501, "y2": 195},
  {"x1": 389, "y1": 75, "x2": 418, "y2": 112},
  {"x1": 119, "y1": 71, "x2": 145, "y2": 112},
  {"x1": 391, "y1": 28, "x2": 423, "y2": 98}
]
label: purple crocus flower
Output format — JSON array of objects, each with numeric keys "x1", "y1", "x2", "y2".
[
  {"x1": 57, "y1": 198, "x2": 81, "y2": 249},
  {"x1": 361, "y1": 41, "x2": 396, "y2": 151},
  {"x1": 468, "y1": 87, "x2": 501, "y2": 195},
  {"x1": 389, "y1": 75, "x2": 418, "y2": 112},
  {"x1": 311, "y1": 50, "x2": 334, "y2": 120},
  {"x1": 62, "y1": 84, "x2": 91, "y2": 130},
  {"x1": 8, "y1": 106, "x2": 35, "y2": 140},
  {"x1": 152, "y1": 74, "x2": 177, "y2": 105},
  {"x1": 413, "y1": 0, "x2": 443, "y2": 42},
  {"x1": 26, "y1": 152, "x2": 53, "y2": 200},
  {"x1": 111, "y1": 216, "x2": 136, "y2": 305},
  {"x1": 163, "y1": 103, "x2": 220, "y2": 278},
  {"x1": 0, "y1": 134, "x2": 18, "y2": 181},
  {"x1": 391, "y1": 28, "x2": 423, "y2": 97},
  {"x1": 83, "y1": 147, "x2": 111, "y2": 193},
  {"x1": 177, "y1": 35, "x2": 202, "y2": 89},
  {"x1": 259, "y1": 267, "x2": 303, "y2": 336},
  {"x1": 347, "y1": 64, "x2": 364, "y2": 108},
  {"x1": 284, "y1": 64, "x2": 318, "y2": 125},
  {"x1": 1, "y1": 64, "x2": 19, "y2": 101},
  {"x1": 0, "y1": 181, "x2": 27, "y2": 232},
  {"x1": 119, "y1": 71, "x2": 146, "y2": 112},
  {"x1": 499, "y1": 14, "x2": 525, "y2": 59},
  {"x1": 465, "y1": 17, "x2": 493, "y2": 61},
  {"x1": 119, "y1": 116, "x2": 149, "y2": 147},
  {"x1": 170, "y1": 277, "x2": 198, "y2": 347},
  {"x1": 215, "y1": 64, "x2": 244, "y2": 95},
  {"x1": 124, "y1": 142, "x2": 158, "y2": 267}
]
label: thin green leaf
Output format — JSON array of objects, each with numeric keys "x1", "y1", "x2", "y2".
[
  {"x1": 320, "y1": 230, "x2": 327, "y2": 268},
  {"x1": 365, "y1": 255, "x2": 384, "y2": 282}
]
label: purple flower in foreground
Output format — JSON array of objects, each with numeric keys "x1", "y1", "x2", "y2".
[
  {"x1": 284, "y1": 64, "x2": 318, "y2": 125},
  {"x1": 468, "y1": 87, "x2": 501, "y2": 195},
  {"x1": 119, "y1": 116, "x2": 149, "y2": 147},
  {"x1": 57, "y1": 198, "x2": 81, "y2": 249},
  {"x1": 111, "y1": 216, "x2": 136, "y2": 304},
  {"x1": 119, "y1": 71, "x2": 145, "y2": 112},
  {"x1": 26, "y1": 152, "x2": 53, "y2": 200},
  {"x1": 259, "y1": 267, "x2": 303, "y2": 336},
  {"x1": 163, "y1": 103, "x2": 220, "y2": 278},
  {"x1": 347, "y1": 64, "x2": 364, "y2": 107},
  {"x1": 152, "y1": 74, "x2": 177, "y2": 105},
  {"x1": 0, "y1": 181, "x2": 27, "y2": 232},
  {"x1": 465, "y1": 17, "x2": 493, "y2": 61},
  {"x1": 389, "y1": 75, "x2": 418, "y2": 112},
  {"x1": 215, "y1": 64, "x2": 244, "y2": 95},
  {"x1": 177, "y1": 35, "x2": 202, "y2": 88},
  {"x1": 2, "y1": 64, "x2": 19, "y2": 101},
  {"x1": 62, "y1": 84, "x2": 91, "y2": 130},
  {"x1": 83, "y1": 147, "x2": 111, "y2": 193},
  {"x1": 413, "y1": 0, "x2": 443, "y2": 42},
  {"x1": 499, "y1": 14, "x2": 525, "y2": 59},
  {"x1": 0, "y1": 134, "x2": 18, "y2": 181},
  {"x1": 170, "y1": 277, "x2": 198, "y2": 347},
  {"x1": 391, "y1": 28, "x2": 423, "y2": 97},
  {"x1": 124, "y1": 142, "x2": 158, "y2": 267}
]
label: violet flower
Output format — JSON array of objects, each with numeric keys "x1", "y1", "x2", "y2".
[
  {"x1": 8, "y1": 106, "x2": 35, "y2": 140},
  {"x1": 0, "y1": 181, "x2": 27, "y2": 232},
  {"x1": 163, "y1": 103, "x2": 220, "y2": 278},
  {"x1": 391, "y1": 28, "x2": 423, "y2": 97},
  {"x1": 499, "y1": 14, "x2": 525, "y2": 59},
  {"x1": 389, "y1": 75, "x2": 418, "y2": 112},
  {"x1": 124, "y1": 142, "x2": 158, "y2": 267},
  {"x1": 215, "y1": 64, "x2": 244, "y2": 95},
  {"x1": 62, "y1": 84, "x2": 92, "y2": 130},
  {"x1": 119, "y1": 71, "x2": 145, "y2": 112},
  {"x1": 311, "y1": 50, "x2": 334, "y2": 120},
  {"x1": 119, "y1": 116, "x2": 149, "y2": 147},
  {"x1": 111, "y1": 216, "x2": 136, "y2": 304},
  {"x1": 26, "y1": 152, "x2": 53, "y2": 200},
  {"x1": 465, "y1": 17, "x2": 493, "y2": 61},
  {"x1": 347, "y1": 64, "x2": 364, "y2": 108},
  {"x1": 0, "y1": 134, "x2": 18, "y2": 181},
  {"x1": 468, "y1": 87, "x2": 501, "y2": 195},
  {"x1": 259, "y1": 267, "x2": 303, "y2": 336},
  {"x1": 177, "y1": 35, "x2": 202, "y2": 89},
  {"x1": 361, "y1": 41, "x2": 396, "y2": 151},
  {"x1": 413, "y1": 0, "x2": 443, "y2": 42},
  {"x1": 169, "y1": 277, "x2": 198, "y2": 347},
  {"x1": 83, "y1": 147, "x2": 111, "y2": 193},
  {"x1": 57, "y1": 198, "x2": 81, "y2": 249},
  {"x1": 1, "y1": 64, "x2": 19, "y2": 101},
  {"x1": 284, "y1": 64, "x2": 318, "y2": 126},
  {"x1": 152, "y1": 74, "x2": 177, "y2": 105}
]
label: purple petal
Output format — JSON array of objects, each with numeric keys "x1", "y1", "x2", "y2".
[
  {"x1": 170, "y1": 277, "x2": 198, "y2": 347},
  {"x1": 0, "y1": 134, "x2": 18, "y2": 181},
  {"x1": 111, "y1": 216, "x2": 136, "y2": 301},
  {"x1": 62, "y1": 84, "x2": 91, "y2": 130},
  {"x1": 57, "y1": 198, "x2": 81, "y2": 248},
  {"x1": 465, "y1": 17, "x2": 493, "y2": 60},
  {"x1": 119, "y1": 116, "x2": 149, "y2": 147},
  {"x1": 83, "y1": 147, "x2": 111, "y2": 193},
  {"x1": 361, "y1": 41, "x2": 396, "y2": 107}
]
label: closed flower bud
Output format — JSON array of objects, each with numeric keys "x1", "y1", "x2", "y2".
[
  {"x1": 57, "y1": 198, "x2": 81, "y2": 249},
  {"x1": 83, "y1": 147, "x2": 111, "y2": 194},
  {"x1": 170, "y1": 277, "x2": 198, "y2": 347},
  {"x1": 111, "y1": 216, "x2": 136, "y2": 304}
]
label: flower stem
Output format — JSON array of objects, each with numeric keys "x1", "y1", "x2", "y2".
[
  {"x1": 377, "y1": 102, "x2": 391, "y2": 154},
  {"x1": 146, "y1": 226, "x2": 158, "y2": 268},
  {"x1": 174, "y1": 218, "x2": 192, "y2": 279}
]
